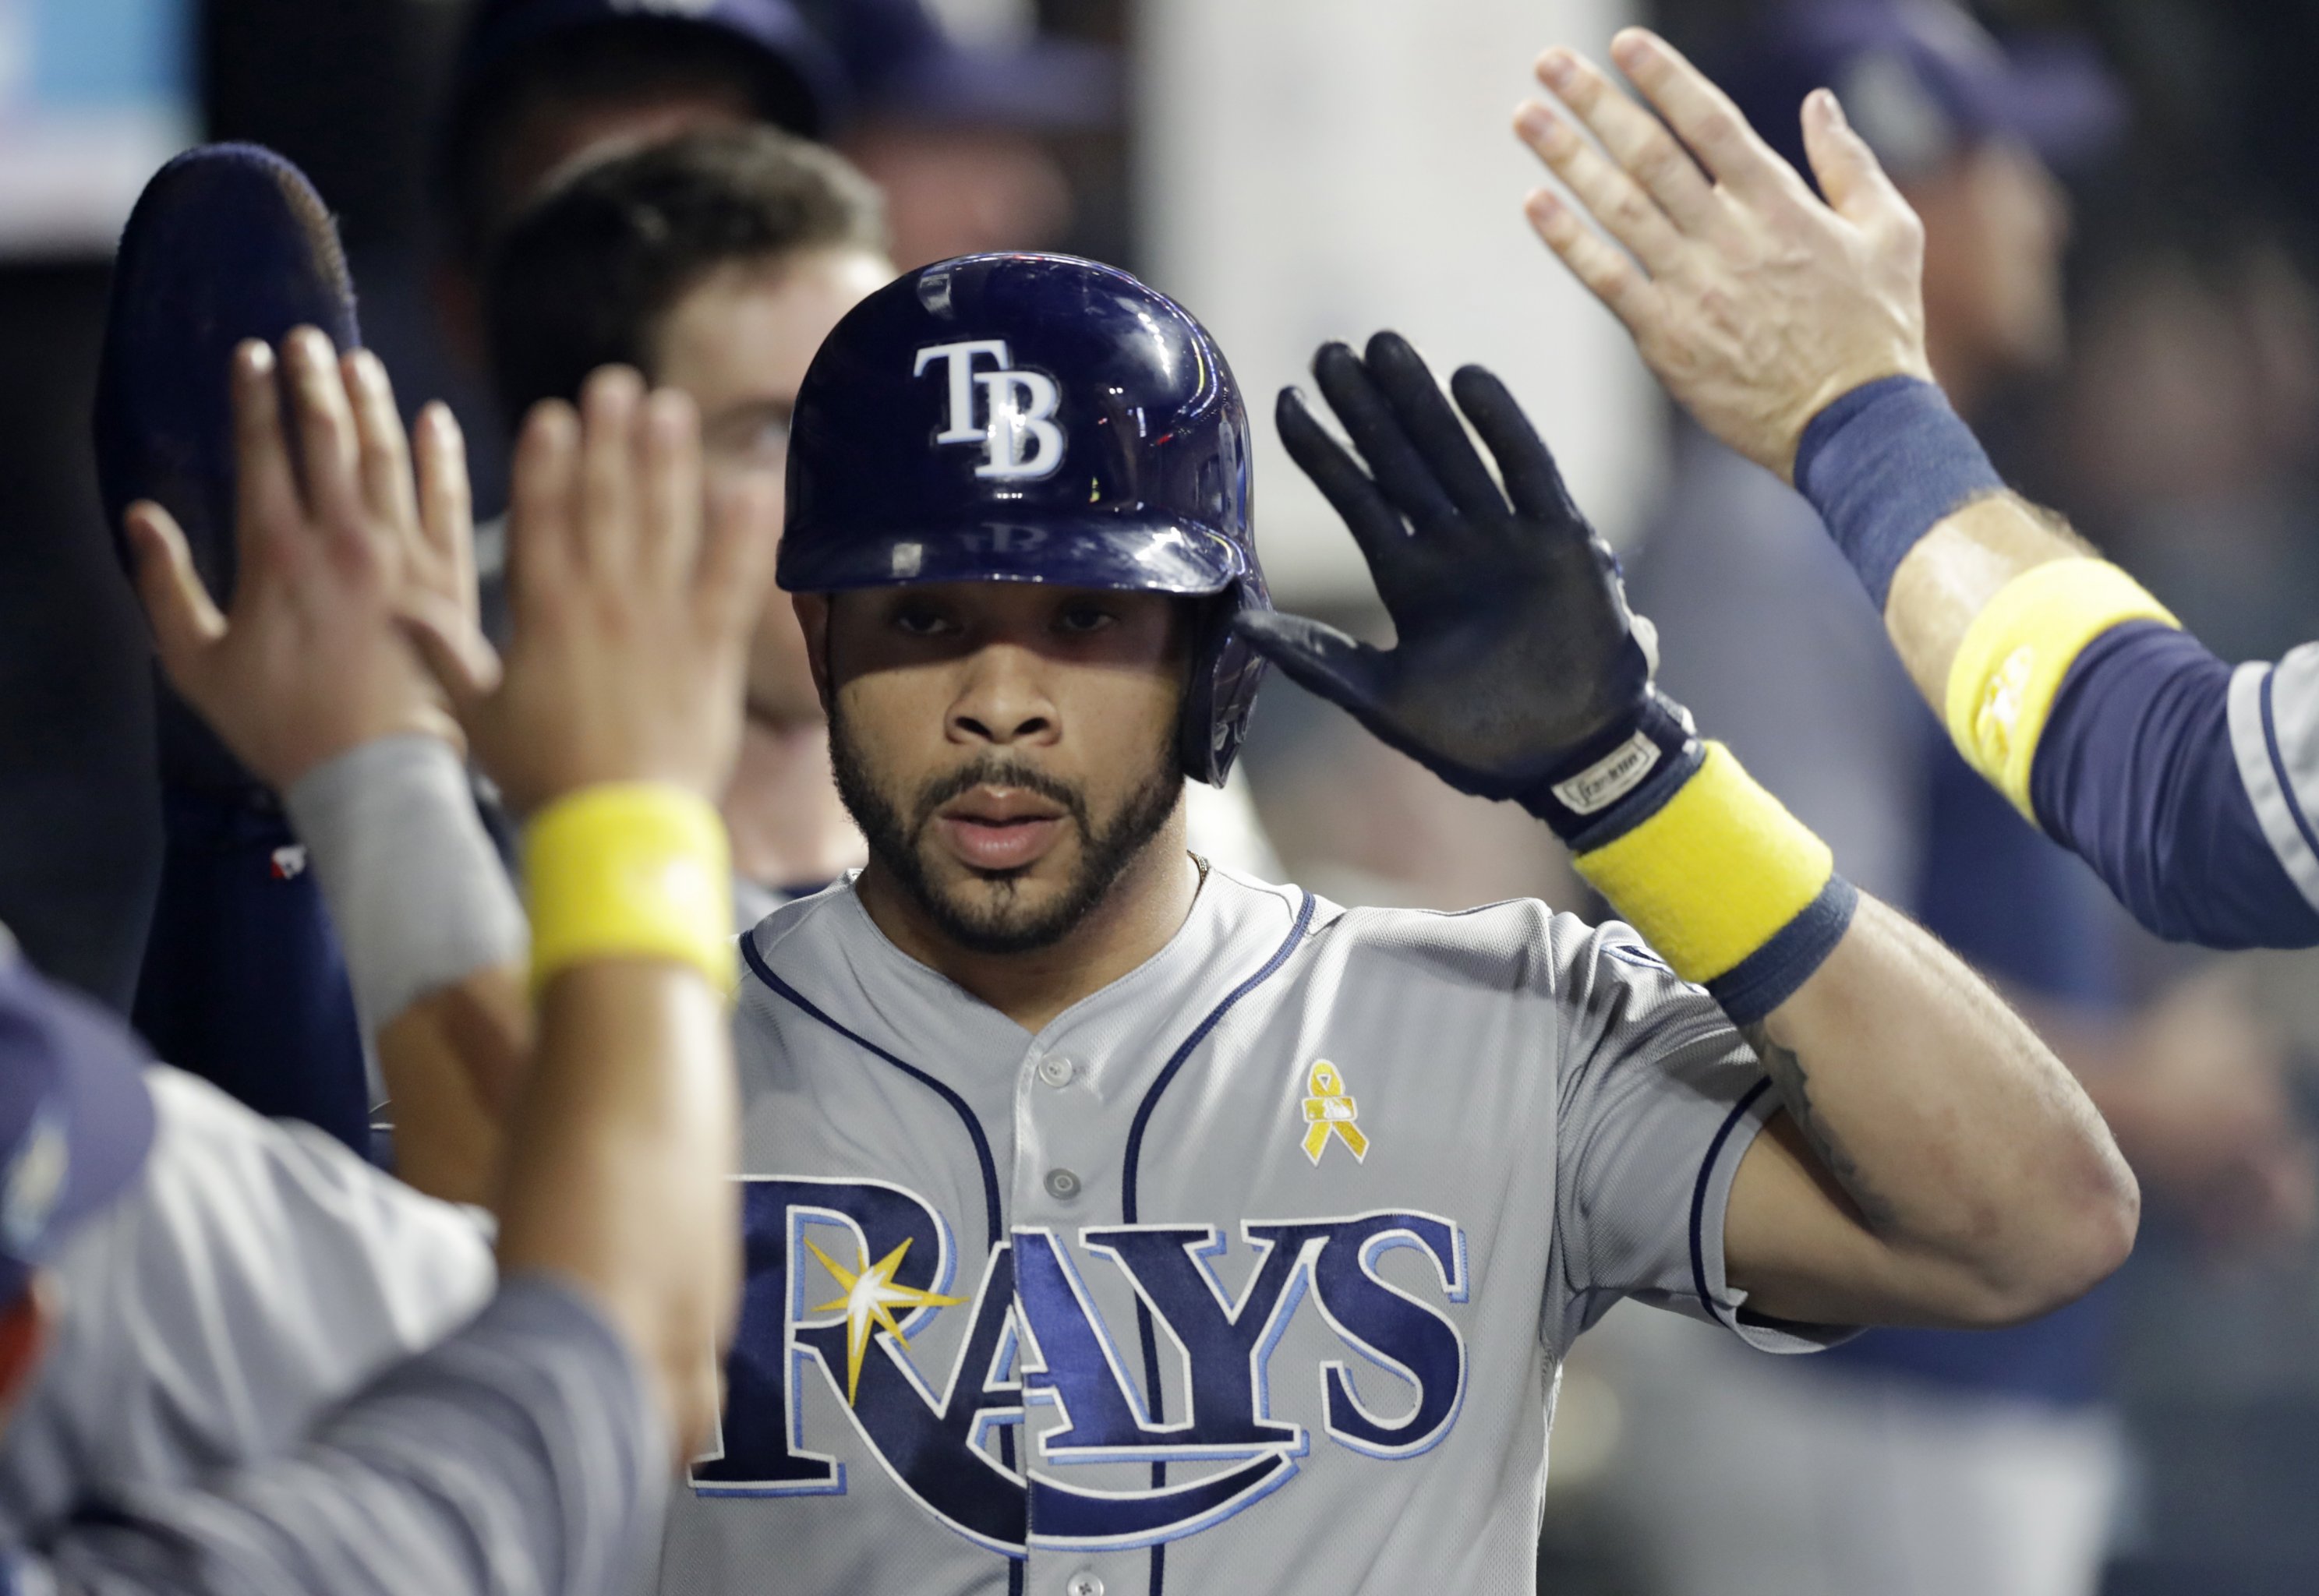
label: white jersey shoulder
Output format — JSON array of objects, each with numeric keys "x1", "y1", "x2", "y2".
[
  {"x1": 2229, "y1": 644, "x2": 2319, "y2": 910},
  {"x1": 666, "y1": 870, "x2": 1824, "y2": 1596},
  {"x1": 0, "y1": 1065, "x2": 496, "y2": 1538}
]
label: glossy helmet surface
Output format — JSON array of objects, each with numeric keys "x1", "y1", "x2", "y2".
[{"x1": 779, "y1": 252, "x2": 1270, "y2": 785}]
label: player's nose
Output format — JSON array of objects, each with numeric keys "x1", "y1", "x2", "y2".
[{"x1": 946, "y1": 641, "x2": 1059, "y2": 750}]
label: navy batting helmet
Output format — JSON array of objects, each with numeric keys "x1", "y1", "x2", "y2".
[{"x1": 779, "y1": 252, "x2": 1271, "y2": 786}]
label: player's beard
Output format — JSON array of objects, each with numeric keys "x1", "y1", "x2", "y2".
[{"x1": 829, "y1": 705, "x2": 1183, "y2": 955}]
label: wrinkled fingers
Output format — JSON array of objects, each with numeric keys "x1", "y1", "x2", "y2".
[
  {"x1": 1522, "y1": 187, "x2": 1664, "y2": 334},
  {"x1": 1606, "y1": 29, "x2": 1802, "y2": 208},
  {"x1": 1526, "y1": 47, "x2": 1718, "y2": 240}
]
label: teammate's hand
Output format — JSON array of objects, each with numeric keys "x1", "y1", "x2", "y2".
[
  {"x1": 125, "y1": 328, "x2": 475, "y2": 791},
  {"x1": 1515, "y1": 28, "x2": 1934, "y2": 481},
  {"x1": 402, "y1": 366, "x2": 778, "y2": 815},
  {"x1": 1236, "y1": 333, "x2": 1667, "y2": 806}
]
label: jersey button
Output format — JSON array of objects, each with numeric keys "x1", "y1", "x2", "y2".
[
  {"x1": 1037, "y1": 1055, "x2": 1077, "y2": 1088},
  {"x1": 1064, "y1": 1574, "x2": 1104, "y2": 1596},
  {"x1": 1045, "y1": 1167, "x2": 1083, "y2": 1201}
]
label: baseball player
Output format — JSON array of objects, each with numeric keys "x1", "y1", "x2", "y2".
[
  {"x1": 390, "y1": 250, "x2": 2136, "y2": 1595},
  {"x1": 478, "y1": 126, "x2": 1279, "y2": 924},
  {"x1": 1516, "y1": 27, "x2": 2319, "y2": 954},
  {"x1": 2, "y1": 270, "x2": 779, "y2": 1583}
]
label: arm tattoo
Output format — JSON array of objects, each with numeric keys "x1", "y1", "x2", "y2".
[{"x1": 1740, "y1": 1022, "x2": 1900, "y2": 1231}]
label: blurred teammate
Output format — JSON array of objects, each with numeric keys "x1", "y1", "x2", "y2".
[
  {"x1": 1588, "y1": 10, "x2": 2308, "y2": 1594},
  {"x1": 485, "y1": 126, "x2": 888, "y2": 913},
  {"x1": 434, "y1": 0, "x2": 843, "y2": 355},
  {"x1": 0, "y1": 299, "x2": 774, "y2": 1583},
  {"x1": 1514, "y1": 27, "x2": 2319, "y2": 953},
  {"x1": 799, "y1": 0, "x2": 1115, "y2": 269},
  {"x1": 394, "y1": 248, "x2": 2135, "y2": 1594}
]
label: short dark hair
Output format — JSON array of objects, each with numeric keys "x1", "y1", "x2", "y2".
[{"x1": 482, "y1": 126, "x2": 886, "y2": 425}]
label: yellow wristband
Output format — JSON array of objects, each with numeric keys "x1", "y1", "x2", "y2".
[
  {"x1": 1943, "y1": 559, "x2": 2177, "y2": 819},
  {"x1": 1574, "y1": 742, "x2": 1834, "y2": 986},
  {"x1": 523, "y1": 783, "x2": 735, "y2": 998}
]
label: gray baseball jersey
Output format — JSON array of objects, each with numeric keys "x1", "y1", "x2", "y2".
[
  {"x1": 14, "y1": 1273, "x2": 662, "y2": 1596},
  {"x1": 0, "y1": 1065, "x2": 495, "y2": 1539},
  {"x1": 662, "y1": 866, "x2": 1839, "y2": 1596}
]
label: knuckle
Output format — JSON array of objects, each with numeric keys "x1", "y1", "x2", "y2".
[
  {"x1": 1692, "y1": 108, "x2": 1742, "y2": 156},
  {"x1": 1607, "y1": 186, "x2": 1656, "y2": 233},
  {"x1": 1630, "y1": 141, "x2": 1677, "y2": 186}
]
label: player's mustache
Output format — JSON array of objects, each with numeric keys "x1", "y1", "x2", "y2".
[{"x1": 907, "y1": 758, "x2": 1093, "y2": 838}]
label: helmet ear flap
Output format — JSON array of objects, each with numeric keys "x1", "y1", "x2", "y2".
[{"x1": 1177, "y1": 581, "x2": 1271, "y2": 786}]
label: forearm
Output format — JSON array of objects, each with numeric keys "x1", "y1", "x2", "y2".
[
  {"x1": 1811, "y1": 387, "x2": 2319, "y2": 947},
  {"x1": 493, "y1": 962, "x2": 736, "y2": 1456},
  {"x1": 1883, "y1": 492, "x2": 2087, "y2": 701},
  {"x1": 285, "y1": 736, "x2": 532, "y2": 1202},
  {"x1": 378, "y1": 970, "x2": 526, "y2": 1202},
  {"x1": 1561, "y1": 715, "x2": 2136, "y2": 1326},
  {"x1": 490, "y1": 784, "x2": 741, "y2": 1458},
  {"x1": 1727, "y1": 895, "x2": 2137, "y2": 1326}
]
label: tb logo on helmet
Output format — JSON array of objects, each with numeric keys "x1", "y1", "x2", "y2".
[{"x1": 914, "y1": 341, "x2": 1066, "y2": 482}]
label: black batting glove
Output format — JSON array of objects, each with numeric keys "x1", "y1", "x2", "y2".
[{"x1": 1236, "y1": 332, "x2": 1699, "y2": 846}]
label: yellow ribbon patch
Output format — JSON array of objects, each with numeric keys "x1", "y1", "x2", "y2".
[{"x1": 1301, "y1": 1061, "x2": 1370, "y2": 1165}]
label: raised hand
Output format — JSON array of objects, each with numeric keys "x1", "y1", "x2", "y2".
[
  {"x1": 1237, "y1": 333, "x2": 1684, "y2": 828},
  {"x1": 1515, "y1": 28, "x2": 1933, "y2": 480},
  {"x1": 401, "y1": 366, "x2": 779, "y2": 816},
  {"x1": 126, "y1": 328, "x2": 475, "y2": 791}
]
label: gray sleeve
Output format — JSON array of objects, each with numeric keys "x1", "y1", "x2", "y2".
[
  {"x1": 34, "y1": 1275, "x2": 666, "y2": 1596},
  {"x1": 1544, "y1": 922, "x2": 1851, "y2": 1358},
  {"x1": 2228, "y1": 646, "x2": 2319, "y2": 912},
  {"x1": 0, "y1": 1068, "x2": 496, "y2": 1540}
]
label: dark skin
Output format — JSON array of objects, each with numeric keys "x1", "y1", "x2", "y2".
[{"x1": 797, "y1": 583, "x2": 1200, "y2": 1033}]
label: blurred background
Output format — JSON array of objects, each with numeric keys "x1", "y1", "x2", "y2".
[{"x1": 5, "y1": 0, "x2": 2319, "y2": 1591}]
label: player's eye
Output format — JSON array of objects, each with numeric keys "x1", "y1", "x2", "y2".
[
  {"x1": 890, "y1": 602, "x2": 957, "y2": 637},
  {"x1": 1053, "y1": 603, "x2": 1119, "y2": 636}
]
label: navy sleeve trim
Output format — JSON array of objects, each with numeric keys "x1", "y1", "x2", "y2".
[
  {"x1": 1702, "y1": 875, "x2": 1859, "y2": 1026},
  {"x1": 1688, "y1": 1077, "x2": 1773, "y2": 1331}
]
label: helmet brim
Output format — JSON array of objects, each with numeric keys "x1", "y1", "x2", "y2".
[{"x1": 776, "y1": 517, "x2": 1250, "y2": 595}]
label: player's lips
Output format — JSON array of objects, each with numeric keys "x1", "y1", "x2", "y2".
[{"x1": 932, "y1": 787, "x2": 1069, "y2": 871}]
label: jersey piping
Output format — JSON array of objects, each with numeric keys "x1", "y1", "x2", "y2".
[
  {"x1": 1688, "y1": 1077, "x2": 1773, "y2": 1333},
  {"x1": 1116, "y1": 888, "x2": 1315, "y2": 1596},
  {"x1": 738, "y1": 930, "x2": 1026, "y2": 1594}
]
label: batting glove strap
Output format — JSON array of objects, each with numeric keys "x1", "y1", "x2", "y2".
[
  {"x1": 1795, "y1": 374, "x2": 2006, "y2": 613},
  {"x1": 1515, "y1": 691, "x2": 1706, "y2": 847},
  {"x1": 1572, "y1": 741, "x2": 1858, "y2": 1026}
]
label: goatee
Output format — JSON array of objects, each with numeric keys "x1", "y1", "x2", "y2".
[{"x1": 829, "y1": 706, "x2": 1182, "y2": 955}]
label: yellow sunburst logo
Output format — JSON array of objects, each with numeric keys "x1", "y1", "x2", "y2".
[{"x1": 804, "y1": 1234, "x2": 967, "y2": 1405}]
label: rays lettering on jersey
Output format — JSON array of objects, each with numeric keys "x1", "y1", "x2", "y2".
[{"x1": 691, "y1": 1176, "x2": 1470, "y2": 1554}]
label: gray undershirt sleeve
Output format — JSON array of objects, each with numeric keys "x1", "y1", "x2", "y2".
[{"x1": 29, "y1": 1274, "x2": 666, "y2": 1596}]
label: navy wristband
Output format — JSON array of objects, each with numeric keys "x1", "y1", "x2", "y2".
[
  {"x1": 1704, "y1": 874, "x2": 1859, "y2": 1026},
  {"x1": 1517, "y1": 694, "x2": 1706, "y2": 848},
  {"x1": 1794, "y1": 375, "x2": 2004, "y2": 611}
]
